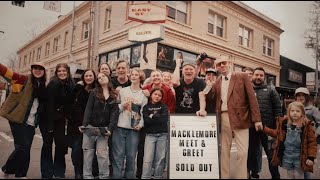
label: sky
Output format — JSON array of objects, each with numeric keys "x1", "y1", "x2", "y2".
[{"x1": 0, "y1": 1, "x2": 316, "y2": 68}]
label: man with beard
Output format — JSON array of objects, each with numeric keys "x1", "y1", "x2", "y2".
[{"x1": 249, "y1": 67, "x2": 282, "y2": 179}]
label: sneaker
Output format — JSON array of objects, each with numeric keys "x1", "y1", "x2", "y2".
[
  {"x1": 250, "y1": 174, "x2": 260, "y2": 179},
  {"x1": 0, "y1": 169, "x2": 9, "y2": 179}
]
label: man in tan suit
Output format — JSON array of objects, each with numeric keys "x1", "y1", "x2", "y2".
[{"x1": 213, "y1": 56, "x2": 262, "y2": 179}]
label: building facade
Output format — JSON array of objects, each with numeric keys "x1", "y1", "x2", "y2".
[{"x1": 16, "y1": 1, "x2": 283, "y2": 84}]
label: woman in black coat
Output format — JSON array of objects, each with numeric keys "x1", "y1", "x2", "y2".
[{"x1": 41, "y1": 63, "x2": 75, "y2": 179}]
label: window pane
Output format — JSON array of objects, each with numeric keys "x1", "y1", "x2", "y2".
[
  {"x1": 244, "y1": 39, "x2": 248, "y2": 47},
  {"x1": 268, "y1": 40, "x2": 272, "y2": 48},
  {"x1": 176, "y1": 1, "x2": 187, "y2": 13},
  {"x1": 268, "y1": 48, "x2": 272, "y2": 56},
  {"x1": 177, "y1": 11, "x2": 186, "y2": 24},
  {"x1": 239, "y1": 27, "x2": 243, "y2": 36},
  {"x1": 239, "y1": 36, "x2": 243, "y2": 45},
  {"x1": 216, "y1": 27, "x2": 223, "y2": 37},
  {"x1": 216, "y1": 16, "x2": 223, "y2": 27},
  {"x1": 263, "y1": 46, "x2": 266, "y2": 54},
  {"x1": 167, "y1": 6, "x2": 176, "y2": 19},
  {"x1": 208, "y1": 13, "x2": 215, "y2": 24},
  {"x1": 244, "y1": 29, "x2": 249, "y2": 39},
  {"x1": 208, "y1": 23, "x2": 213, "y2": 34}
]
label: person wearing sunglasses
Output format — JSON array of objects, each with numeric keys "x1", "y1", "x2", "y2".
[{"x1": 212, "y1": 56, "x2": 262, "y2": 179}]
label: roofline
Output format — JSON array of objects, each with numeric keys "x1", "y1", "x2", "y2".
[
  {"x1": 17, "y1": 1, "x2": 89, "y2": 53},
  {"x1": 233, "y1": 1, "x2": 284, "y2": 32}
]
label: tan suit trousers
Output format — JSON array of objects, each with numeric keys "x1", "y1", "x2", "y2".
[{"x1": 220, "y1": 112, "x2": 249, "y2": 179}]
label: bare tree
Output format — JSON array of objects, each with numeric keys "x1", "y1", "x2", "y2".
[
  {"x1": 305, "y1": 1, "x2": 320, "y2": 98},
  {"x1": 24, "y1": 19, "x2": 51, "y2": 43},
  {"x1": 5, "y1": 53, "x2": 19, "y2": 71}
]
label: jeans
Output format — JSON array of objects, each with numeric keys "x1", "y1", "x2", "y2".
[
  {"x1": 1, "y1": 122, "x2": 35, "y2": 178},
  {"x1": 82, "y1": 133, "x2": 109, "y2": 179},
  {"x1": 112, "y1": 127, "x2": 139, "y2": 179},
  {"x1": 141, "y1": 133, "x2": 167, "y2": 179}
]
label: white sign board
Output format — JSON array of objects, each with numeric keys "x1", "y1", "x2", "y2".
[
  {"x1": 128, "y1": 24, "x2": 164, "y2": 43},
  {"x1": 306, "y1": 72, "x2": 315, "y2": 86},
  {"x1": 43, "y1": 1, "x2": 61, "y2": 13},
  {"x1": 169, "y1": 115, "x2": 219, "y2": 179},
  {"x1": 128, "y1": 3, "x2": 166, "y2": 23}
]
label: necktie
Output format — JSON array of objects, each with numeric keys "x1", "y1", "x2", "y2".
[{"x1": 225, "y1": 76, "x2": 228, "y2": 81}]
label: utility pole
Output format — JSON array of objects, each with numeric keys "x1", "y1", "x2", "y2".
[
  {"x1": 316, "y1": 14, "x2": 319, "y2": 99},
  {"x1": 87, "y1": 1, "x2": 93, "y2": 69},
  {"x1": 91, "y1": 1, "x2": 100, "y2": 72}
]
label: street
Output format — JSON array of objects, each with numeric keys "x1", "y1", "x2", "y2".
[{"x1": 0, "y1": 116, "x2": 320, "y2": 179}]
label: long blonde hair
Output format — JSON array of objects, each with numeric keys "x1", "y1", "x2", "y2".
[{"x1": 287, "y1": 101, "x2": 306, "y2": 127}]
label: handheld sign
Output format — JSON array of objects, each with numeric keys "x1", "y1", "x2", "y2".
[{"x1": 169, "y1": 115, "x2": 220, "y2": 179}]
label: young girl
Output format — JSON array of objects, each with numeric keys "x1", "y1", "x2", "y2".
[
  {"x1": 141, "y1": 88, "x2": 169, "y2": 179},
  {"x1": 263, "y1": 101, "x2": 317, "y2": 179},
  {"x1": 80, "y1": 72, "x2": 119, "y2": 179}
]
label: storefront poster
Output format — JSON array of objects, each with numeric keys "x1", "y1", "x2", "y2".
[
  {"x1": 108, "y1": 51, "x2": 118, "y2": 71},
  {"x1": 157, "y1": 44, "x2": 174, "y2": 69},
  {"x1": 119, "y1": 48, "x2": 131, "y2": 66},
  {"x1": 131, "y1": 45, "x2": 141, "y2": 67},
  {"x1": 169, "y1": 115, "x2": 219, "y2": 179}
]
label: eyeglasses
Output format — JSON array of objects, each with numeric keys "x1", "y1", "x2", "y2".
[{"x1": 216, "y1": 61, "x2": 228, "y2": 67}]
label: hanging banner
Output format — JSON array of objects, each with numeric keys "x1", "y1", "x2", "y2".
[{"x1": 43, "y1": 1, "x2": 61, "y2": 13}]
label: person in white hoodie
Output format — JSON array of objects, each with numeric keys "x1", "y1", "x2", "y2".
[{"x1": 112, "y1": 68, "x2": 148, "y2": 179}]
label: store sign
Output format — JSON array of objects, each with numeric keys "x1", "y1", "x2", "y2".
[
  {"x1": 128, "y1": 24, "x2": 164, "y2": 43},
  {"x1": 288, "y1": 69, "x2": 303, "y2": 84},
  {"x1": 43, "y1": 1, "x2": 61, "y2": 12},
  {"x1": 128, "y1": 3, "x2": 166, "y2": 23},
  {"x1": 169, "y1": 115, "x2": 219, "y2": 179},
  {"x1": 306, "y1": 72, "x2": 315, "y2": 86}
]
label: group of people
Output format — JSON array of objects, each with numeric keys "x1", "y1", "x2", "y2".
[{"x1": 0, "y1": 52, "x2": 319, "y2": 179}]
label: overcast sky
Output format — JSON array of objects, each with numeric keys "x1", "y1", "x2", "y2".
[{"x1": 0, "y1": 1, "x2": 316, "y2": 68}]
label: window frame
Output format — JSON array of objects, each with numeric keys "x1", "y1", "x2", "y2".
[
  {"x1": 239, "y1": 25, "x2": 253, "y2": 48},
  {"x1": 166, "y1": 1, "x2": 188, "y2": 25},
  {"x1": 37, "y1": 46, "x2": 42, "y2": 60},
  {"x1": 263, "y1": 36, "x2": 274, "y2": 57},
  {"x1": 104, "y1": 7, "x2": 112, "y2": 31},
  {"x1": 53, "y1": 35, "x2": 60, "y2": 53},
  {"x1": 45, "y1": 42, "x2": 50, "y2": 57},
  {"x1": 82, "y1": 21, "x2": 89, "y2": 40},
  {"x1": 208, "y1": 11, "x2": 226, "y2": 38}
]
